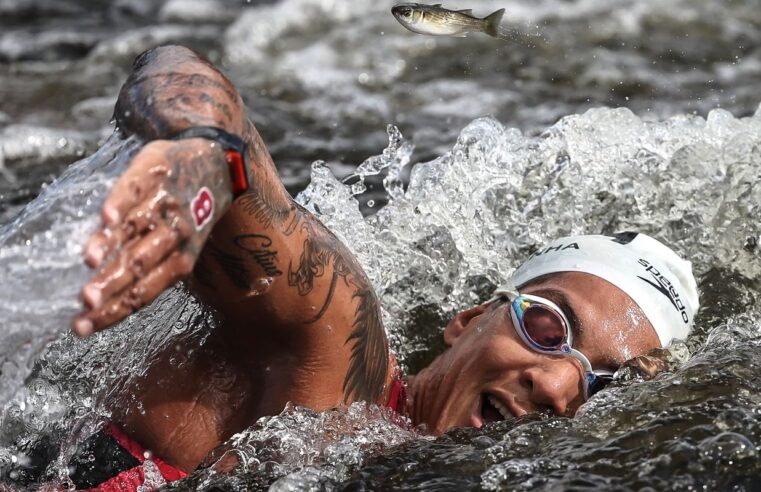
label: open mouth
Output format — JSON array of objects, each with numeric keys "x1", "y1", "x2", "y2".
[{"x1": 480, "y1": 393, "x2": 512, "y2": 424}]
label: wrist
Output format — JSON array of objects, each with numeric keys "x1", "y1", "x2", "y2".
[{"x1": 169, "y1": 126, "x2": 250, "y2": 198}]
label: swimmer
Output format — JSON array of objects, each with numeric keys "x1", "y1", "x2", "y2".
[{"x1": 69, "y1": 45, "x2": 699, "y2": 489}]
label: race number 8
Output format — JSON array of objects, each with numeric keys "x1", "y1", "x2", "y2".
[{"x1": 191, "y1": 187, "x2": 215, "y2": 231}]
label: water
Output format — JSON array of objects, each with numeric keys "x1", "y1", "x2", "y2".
[{"x1": 1, "y1": 0, "x2": 761, "y2": 490}]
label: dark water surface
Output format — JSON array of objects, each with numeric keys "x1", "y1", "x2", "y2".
[
  {"x1": 2, "y1": 0, "x2": 759, "y2": 216},
  {"x1": 1, "y1": 0, "x2": 761, "y2": 490}
]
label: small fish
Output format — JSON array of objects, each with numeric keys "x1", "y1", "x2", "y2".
[{"x1": 391, "y1": 3, "x2": 506, "y2": 40}]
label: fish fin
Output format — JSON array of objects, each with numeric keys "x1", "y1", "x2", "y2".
[
  {"x1": 431, "y1": 3, "x2": 442, "y2": 6},
  {"x1": 483, "y1": 8, "x2": 505, "y2": 38},
  {"x1": 456, "y1": 8, "x2": 473, "y2": 14},
  {"x1": 453, "y1": 32, "x2": 468, "y2": 37}
]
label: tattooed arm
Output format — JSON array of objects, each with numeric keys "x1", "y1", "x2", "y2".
[{"x1": 76, "y1": 45, "x2": 390, "y2": 407}]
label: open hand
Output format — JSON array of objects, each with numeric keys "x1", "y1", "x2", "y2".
[{"x1": 73, "y1": 138, "x2": 232, "y2": 336}]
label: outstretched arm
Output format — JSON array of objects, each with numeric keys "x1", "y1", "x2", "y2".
[{"x1": 75, "y1": 45, "x2": 389, "y2": 405}]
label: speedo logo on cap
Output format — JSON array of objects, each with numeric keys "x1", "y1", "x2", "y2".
[
  {"x1": 637, "y1": 259, "x2": 689, "y2": 324},
  {"x1": 527, "y1": 242, "x2": 579, "y2": 260}
]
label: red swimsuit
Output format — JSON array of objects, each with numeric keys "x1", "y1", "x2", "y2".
[
  {"x1": 81, "y1": 424, "x2": 187, "y2": 491},
  {"x1": 82, "y1": 379, "x2": 407, "y2": 491}
]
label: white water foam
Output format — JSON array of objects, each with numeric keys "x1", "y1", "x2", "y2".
[{"x1": 1, "y1": 105, "x2": 760, "y2": 486}]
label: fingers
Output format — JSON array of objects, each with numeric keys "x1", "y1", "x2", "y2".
[
  {"x1": 81, "y1": 220, "x2": 185, "y2": 309},
  {"x1": 84, "y1": 227, "x2": 125, "y2": 268},
  {"x1": 75, "y1": 138, "x2": 228, "y2": 335},
  {"x1": 73, "y1": 251, "x2": 195, "y2": 337},
  {"x1": 84, "y1": 191, "x2": 175, "y2": 268},
  {"x1": 99, "y1": 143, "x2": 172, "y2": 227}
]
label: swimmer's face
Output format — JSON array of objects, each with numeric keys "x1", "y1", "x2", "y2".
[{"x1": 408, "y1": 272, "x2": 660, "y2": 433}]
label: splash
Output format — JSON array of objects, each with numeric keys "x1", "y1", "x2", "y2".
[
  {"x1": 172, "y1": 402, "x2": 418, "y2": 490},
  {"x1": 1, "y1": 105, "x2": 761, "y2": 488},
  {"x1": 0, "y1": 133, "x2": 131, "y2": 402},
  {"x1": 2, "y1": 0, "x2": 761, "y2": 488},
  {"x1": 0, "y1": 132, "x2": 216, "y2": 487},
  {"x1": 481, "y1": 314, "x2": 761, "y2": 491},
  {"x1": 299, "y1": 106, "x2": 761, "y2": 367}
]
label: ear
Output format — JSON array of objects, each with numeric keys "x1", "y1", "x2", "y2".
[{"x1": 443, "y1": 302, "x2": 490, "y2": 347}]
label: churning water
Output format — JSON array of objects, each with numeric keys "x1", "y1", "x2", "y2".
[{"x1": 1, "y1": 0, "x2": 761, "y2": 490}]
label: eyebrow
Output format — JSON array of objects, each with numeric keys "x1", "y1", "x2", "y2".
[
  {"x1": 516, "y1": 286, "x2": 626, "y2": 369},
  {"x1": 527, "y1": 288, "x2": 584, "y2": 339}
]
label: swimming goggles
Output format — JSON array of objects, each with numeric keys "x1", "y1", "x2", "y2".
[{"x1": 491, "y1": 287, "x2": 614, "y2": 400}]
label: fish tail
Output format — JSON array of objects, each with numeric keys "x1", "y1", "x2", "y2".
[{"x1": 483, "y1": 8, "x2": 505, "y2": 38}]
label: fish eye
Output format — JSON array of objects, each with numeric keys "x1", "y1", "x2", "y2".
[{"x1": 400, "y1": 7, "x2": 412, "y2": 17}]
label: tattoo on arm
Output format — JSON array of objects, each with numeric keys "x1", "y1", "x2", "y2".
[
  {"x1": 206, "y1": 242, "x2": 252, "y2": 290},
  {"x1": 235, "y1": 125, "x2": 294, "y2": 228},
  {"x1": 234, "y1": 234, "x2": 283, "y2": 278},
  {"x1": 237, "y1": 188, "x2": 292, "y2": 230},
  {"x1": 198, "y1": 92, "x2": 233, "y2": 123},
  {"x1": 343, "y1": 287, "x2": 388, "y2": 404},
  {"x1": 115, "y1": 46, "x2": 246, "y2": 140},
  {"x1": 285, "y1": 205, "x2": 388, "y2": 403},
  {"x1": 198, "y1": 234, "x2": 284, "y2": 290},
  {"x1": 118, "y1": 51, "x2": 389, "y2": 402},
  {"x1": 126, "y1": 48, "x2": 389, "y2": 401},
  {"x1": 206, "y1": 200, "x2": 388, "y2": 403}
]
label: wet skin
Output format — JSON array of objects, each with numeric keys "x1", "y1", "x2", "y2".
[
  {"x1": 74, "y1": 45, "x2": 661, "y2": 472},
  {"x1": 75, "y1": 45, "x2": 391, "y2": 471},
  {"x1": 406, "y1": 272, "x2": 660, "y2": 433}
]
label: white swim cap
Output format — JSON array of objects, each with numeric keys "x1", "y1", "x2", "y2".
[{"x1": 510, "y1": 232, "x2": 700, "y2": 347}]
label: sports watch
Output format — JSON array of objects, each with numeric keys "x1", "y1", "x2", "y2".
[{"x1": 169, "y1": 126, "x2": 250, "y2": 197}]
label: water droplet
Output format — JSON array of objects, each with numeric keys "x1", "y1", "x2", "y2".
[
  {"x1": 351, "y1": 182, "x2": 367, "y2": 195},
  {"x1": 246, "y1": 277, "x2": 274, "y2": 297}
]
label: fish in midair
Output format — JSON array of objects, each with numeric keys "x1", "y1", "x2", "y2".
[{"x1": 391, "y1": 3, "x2": 506, "y2": 40}]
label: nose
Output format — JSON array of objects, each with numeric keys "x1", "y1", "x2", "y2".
[{"x1": 519, "y1": 360, "x2": 585, "y2": 416}]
